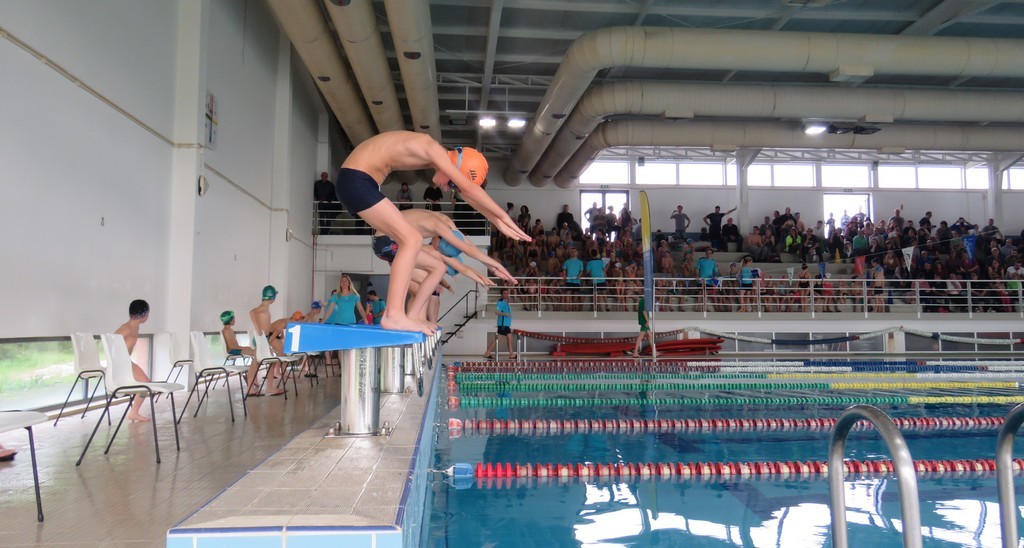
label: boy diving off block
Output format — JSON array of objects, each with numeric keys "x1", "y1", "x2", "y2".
[{"x1": 335, "y1": 131, "x2": 530, "y2": 335}]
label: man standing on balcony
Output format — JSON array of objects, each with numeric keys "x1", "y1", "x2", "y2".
[
  {"x1": 396, "y1": 182, "x2": 413, "y2": 211},
  {"x1": 314, "y1": 171, "x2": 339, "y2": 234}
]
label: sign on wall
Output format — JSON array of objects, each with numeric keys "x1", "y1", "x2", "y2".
[{"x1": 205, "y1": 91, "x2": 218, "y2": 150}]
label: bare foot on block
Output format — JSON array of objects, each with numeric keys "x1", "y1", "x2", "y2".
[{"x1": 381, "y1": 315, "x2": 435, "y2": 336}]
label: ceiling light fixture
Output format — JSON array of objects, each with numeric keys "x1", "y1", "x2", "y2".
[
  {"x1": 803, "y1": 123, "x2": 828, "y2": 135},
  {"x1": 478, "y1": 117, "x2": 497, "y2": 128},
  {"x1": 507, "y1": 118, "x2": 526, "y2": 129}
]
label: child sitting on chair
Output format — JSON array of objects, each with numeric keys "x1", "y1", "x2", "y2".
[
  {"x1": 114, "y1": 299, "x2": 153, "y2": 422},
  {"x1": 219, "y1": 311, "x2": 258, "y2": 395},
  {"x1": 334, "y1": 131, "x2": 529, "y2": 335}
]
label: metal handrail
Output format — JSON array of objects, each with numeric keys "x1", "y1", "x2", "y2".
[
  {"x1": 480, "y1": 275, "x2": 1024, "y2": 317},
  {"x1": 828, "y1": 405, "x2": 922, "y2": 548},
  {"x1": 313, "y1": 201, "x2": 492, "y2": 236},
  {"x1": 438, "y1": 289, "x2": 480, "y2": 323},
  {"x1": 996, "y1": 402, "x2": 1024, "y2": 548}
]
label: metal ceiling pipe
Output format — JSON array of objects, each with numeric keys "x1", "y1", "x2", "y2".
[
  {"x1": 383, "y1": 0, "x2": 442, "y2": 141},
  {"x1": 265, "y1": 0, "x2": 374, "y2": 144},
  {"x1": 555, "y1": 119, "x2": 1024, "y2": 188},
  {"x1": 532, "y1": 81, "x2": 1024, "y2": 186},
  {"x1": 506, "y1": 26, "x2": 1024, "y2": 186},
  {"x1": 324, "y1": 0, "x2": 404, "y2": 133}
]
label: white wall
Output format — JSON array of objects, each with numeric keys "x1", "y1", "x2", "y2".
[
  {"x1": 1, "y1": 0, "x2": 333, "y2": 338},
  {"x1": 0, "y1": 1, "x2": 176, "y2": 338}
]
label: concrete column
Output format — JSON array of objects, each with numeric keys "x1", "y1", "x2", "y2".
[
  {"x1": 268, "y1": 31, "x2": 293, "y2": 315},
  {"x1": 734, "y1": 148, "x2": 760, "y2": 233},
  {"x1": 166, "y1": 0, "x2": 209, "y2": 334},
  {"x1": 987, "y1": 153, "x2": 1023, "y2": 227}
]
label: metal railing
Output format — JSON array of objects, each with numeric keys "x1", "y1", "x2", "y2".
[
  {"x1": 996, "y1": 402, "x2": 1024, "y2": 548},
  {"x1": 482, "y1": 276, "x2": 1024, "y2": 318},
  {"x1": 313, "y1": 200, "x2": 492, "y2": 236},
  {"x1": 829, "y1": 405, "x2": 922, "y2": 548},
  {"x1": 438, "y1": 288, "x2": 480, "y2": 323}
]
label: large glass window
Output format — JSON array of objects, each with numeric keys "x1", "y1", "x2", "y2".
[
  {"x1": 1008, "y1": 167, "x2": 1024, "y2": 190},
  {"x1": 822, "y1": 165, "x2": 870, "y2": 188},
  {"x1": 747, "y1": 164, "x2": 772, "y2": 186},
  {"x1": 917, "y1": 166, "x2": 963, "y2": 189},
  {"x1": 635, "y1": 161, "x2": 677, "y2": 185},
  {"x1": 877, "y1": 165, "x2": 917, "y2": 189},
  {"x1": 680, "y1": 162, "x2": 725, "y2": 186},
  {"x1": 579, "y1": 161, "x2": 629, "y2": 185},
  {"x1": 773, "y1": 164, "x2": 815, "y2": 187},
  {"x1": 965, "y1": 167, "x2": 989, "y2": 190}
]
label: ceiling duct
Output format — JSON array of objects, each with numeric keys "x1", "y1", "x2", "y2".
[
  {"x1": 556, "y1": 119, "x2": 1024, "y2": 187},
  {"x1": 531, "y1": 81, "x2": 1024, "y2": 186},
  {"x1": 265, "y1": 0, "x2": 374, "y2": 144},
  {"x1": 506, "y1": 26, "x2": 1024, "y2": 186},
  {"x1": 383, "y1": 0, "x2": 442, "y2": 140}
]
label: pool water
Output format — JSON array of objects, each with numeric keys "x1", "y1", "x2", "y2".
[{"x1": 423, "y1": 367, "x2": 1024, "y2": 547}]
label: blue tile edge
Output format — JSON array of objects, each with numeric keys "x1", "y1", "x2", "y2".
[
  {"x1": 395, "y1": 347, "x2": 443, "y2": 545},
  {"x1": 287, "y1": 525, "x2": 399, "y2": 533}
]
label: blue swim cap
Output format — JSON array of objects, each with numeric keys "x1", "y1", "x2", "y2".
[
  {"x1": 438, "y1": 230, "x2": 467, "y2": 258},
  {"x1": 446, "y1": 255, "x2": 465, "y2": 277},
  {"x1": 311, "y1": 301, "x2": 322, "y2": 310}
]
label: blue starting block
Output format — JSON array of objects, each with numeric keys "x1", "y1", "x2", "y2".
[{"x1": 284, "y1": 322, "x2": 426, "y2": 354}]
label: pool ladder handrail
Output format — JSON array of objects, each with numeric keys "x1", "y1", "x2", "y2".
[
  {"x1": 996, "y1": 402, "x2": 1024, "y2": 548},
  {"x1": 829, "y1": 404, "x2": 922, "y2": 548}
]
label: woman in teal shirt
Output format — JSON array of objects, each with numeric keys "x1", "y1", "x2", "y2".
[{"x1": 322, "y1": 275, "x2": 370, "y2": 325}]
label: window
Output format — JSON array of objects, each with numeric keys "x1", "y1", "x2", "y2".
[
  {"x1": 1008, "y1": 167, "x2": 1024, "y2": 190},
  {"x1": 877, "y1": 165, "x2": 917, "y2": 189},
  {"x1": 579, "y1": 161, "x2": 629, "y2": 185},
  {"x1": 822, "y1": 165, "x2": 870, "y2": 188},
  {"x1": 680, "y1": 162, "x2": 725, "y2": 186},
  {"x1": 772, "y1": 164, "x2": 814, "y2": 187},
  {"x1": 917, "y1": 166, "x2": 962, "y2": 189},
  {"x1": 965, "y1": 167, "x2": 988, "y2": 190},
  {"x1": 635, "y1": 161, "x2": 677, "y2": 185},
  {"x1": 747, "y1": 164, "x2": 772, "y2": 186}
]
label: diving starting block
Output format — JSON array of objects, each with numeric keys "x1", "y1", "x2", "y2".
[{"x1": 284, "y1": 322, "x2": 426, "y2": 354}]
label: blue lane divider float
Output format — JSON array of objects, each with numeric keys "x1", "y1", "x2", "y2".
[{"x1": 284, "y1": 322, "x2": 426, "y2": 353}]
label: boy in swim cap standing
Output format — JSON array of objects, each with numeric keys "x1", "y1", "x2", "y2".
[
  {"x1": 335, "y1": 131, "x2": 530, "y2": 335},
  {"x1": 114, "y1": 299, "x2": 153, "y2": 421},
  {"x1": 220, "y1": 311, "x2": 260, "y2": 396}
]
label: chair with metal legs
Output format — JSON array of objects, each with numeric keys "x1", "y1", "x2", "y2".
[
  {"x1": 76, "y1": 334, "x2": 184, "y2": 465},
  {"x1": 252, "y1": 332, "x2": 301, "y2": 398},
  {"x1": 54, "y1": 333, "x2": 107, "y2": 426},
  {"x1": 0, "y1": 411, "x2": 48, "y2": 522},
  {"x1": 175, "y1": 331, "x2": 249, "y2": 423},
  {"x1": 152, "y1": 332, "x2": 192, "y2": 404}
]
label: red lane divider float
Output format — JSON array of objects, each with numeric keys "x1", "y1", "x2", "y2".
[
  {"x1": 469, "y1": 458, "x2": 1022, "y2": 480},
  {"x1": 452, "y1": 361, "x2": 728, "y2": 374},
  {"x1": 554, "y1": 338, "x2": 724, "y2": 357},
  {"x1": 450, "y1": 416, "x2": 1004, "y2": 436}
]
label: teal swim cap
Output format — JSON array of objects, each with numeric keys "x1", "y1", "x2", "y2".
[
  {"x1": 438, "y1": 230, "x2": 467, "y2": 258},
  {"x1": 262, "y1": 285, "x2": 278, "y2": 300},
  {"x1": 220, "y1": 310, "x2": 235, "y2": 324}
]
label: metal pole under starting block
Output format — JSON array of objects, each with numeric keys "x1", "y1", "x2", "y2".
[
  {"x1": 338, "y1": 347, "x2": 380, "y2": 435},
  {"x1": 378, "y1": 346, "x2": 405, "y2": 394}
]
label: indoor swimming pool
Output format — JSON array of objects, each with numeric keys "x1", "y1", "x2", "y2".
[{"x1": 423, "y1": 358, "x2": 1024, "y2": 547}]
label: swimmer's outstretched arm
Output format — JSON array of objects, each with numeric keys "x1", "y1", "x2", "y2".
[
  {"x1": 433, "y1": 222, "x2": 517, "y2": 284},
  {"x1": 422, "y1": 245, "x2": 494, "y2": 287}
]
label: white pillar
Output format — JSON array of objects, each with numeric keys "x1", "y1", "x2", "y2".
[
  {"x1": 987, "y1": 153, "x2": 1023, "y2": 228},
  {"x1": 166, "y1": 0, "x2": 209, "y2": 334},
  {"x1": 735, "y1": 148, "x2": 760, "y2": 233},
  {"x1": 268, "y1": 32, "x2": 293, "y2": 316}
]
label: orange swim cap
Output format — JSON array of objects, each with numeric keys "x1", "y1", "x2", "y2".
[
  {"x1": 447, "y1": 147, "x2": 488, "y2": 186},
  {"x1": 290, "y1": 311, "x2": 304, "y2": 322}
]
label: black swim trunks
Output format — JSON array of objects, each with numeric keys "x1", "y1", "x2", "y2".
[
  {"x1": 371, "y1": 233, "x2": 399, "y2": 263},
  {"x1": 336, "y1": 167, "x2": 386, "y2": 216}
]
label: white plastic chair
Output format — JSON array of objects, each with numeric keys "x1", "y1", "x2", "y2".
[
  {"x1": 151, "y1": 332, "x2": 193, "y2": 403},
  {"x1": 252, "y1": 331, "x2": 301, "y2": 398},
  {"x1": 177, "y1": 332, "x2": 249, "y2": 422},
  {"x1": 54, "y1": 333, "x2": 107, "y2": 426},
  {"x1": 0, "y1": 411, "x2": 48, "y2": 521},
  {"x1": 75, "y1": 334, "x2": 184, "y2": 465}
]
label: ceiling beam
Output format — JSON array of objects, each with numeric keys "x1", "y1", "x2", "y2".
[
  {"x1": 478, "y1": 0, "x2": 505, "y2": 112},
  {"x1": 901, "y1": 0, "x2": 995, "y2": 35}
]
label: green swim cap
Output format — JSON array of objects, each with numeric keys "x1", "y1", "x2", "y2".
[
  {"x1": 220, "y1": 310, "x2": 235, "y2": 324},
  {"x1": 262, "y1": 285, "x2": 278, "y2": 300}
]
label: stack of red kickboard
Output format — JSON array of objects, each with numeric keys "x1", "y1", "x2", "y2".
[{"x1": 554, "y1": 338, "x2": 723, "y2": 357}]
